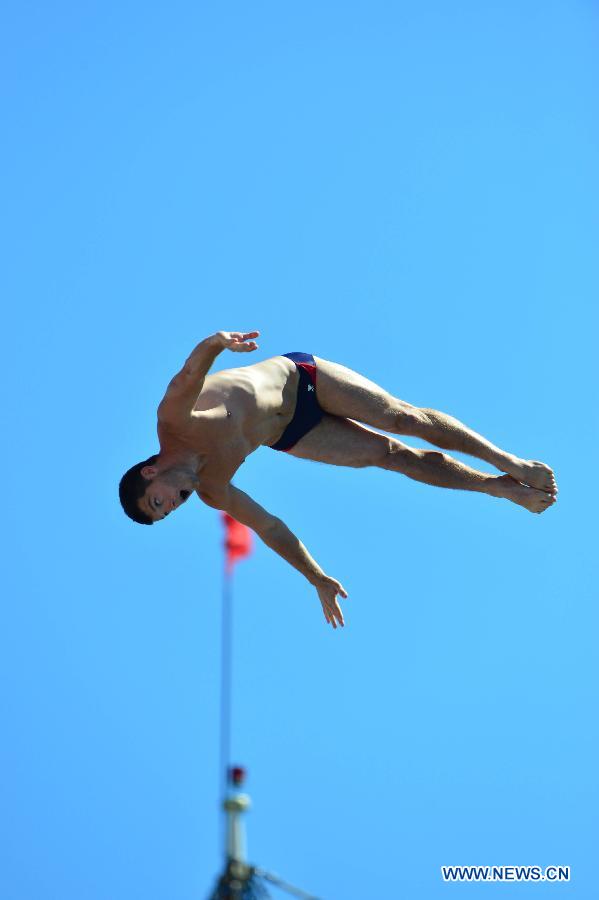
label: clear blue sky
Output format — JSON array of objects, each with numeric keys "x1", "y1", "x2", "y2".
[{"x1": 2, "y1": 2, "x2": 597, "y2": 897}]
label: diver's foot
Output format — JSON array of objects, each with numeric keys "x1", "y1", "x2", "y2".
[
  {"x1": 495, "y1": 475, "x2": 557, "y2": 514},
  {"x1": 501, "y1": 457, "x2": 557, "y2": 494}
]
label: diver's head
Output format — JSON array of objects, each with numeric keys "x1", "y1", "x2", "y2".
[{"x1": 119, "y1": 455, "x2": 194, "y2": 524}]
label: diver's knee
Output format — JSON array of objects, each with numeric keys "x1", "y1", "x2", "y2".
[
  {"x1": 381, "y1": 439, "x2": 415, "y2": 470},
  {"x1": 383, "y1": 442, "x2": 447, "y2": 472},
  {"x1": 420, "y1": 448, "x2": 447, "y2": 466},
  {"x1": 392, "y1": 404, "x2": 430, "y2": 435}
]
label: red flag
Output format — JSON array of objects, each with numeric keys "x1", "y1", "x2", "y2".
[{"x1": 221, "y1": 513, "x2": 253, "y2": 573}]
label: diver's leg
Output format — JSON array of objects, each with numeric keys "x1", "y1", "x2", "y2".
[
  {"x1": 287, "y1": 415, "x2": 556, "y2": 514},
  {"x1": 313, "y1": 357, "x2": 556, "y2": 494}
]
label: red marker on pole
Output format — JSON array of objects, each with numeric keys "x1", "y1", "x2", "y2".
[{"x1": 222, "y1": 513, "x2": 253, "y2": 574}]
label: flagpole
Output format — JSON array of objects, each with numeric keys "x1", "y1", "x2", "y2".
[
  {"x1": 210, "y1": 515, "x2": 320, "y2": 898},
  {"x1": 219, "y1": 563, "x2": 233, "y2": 856}
]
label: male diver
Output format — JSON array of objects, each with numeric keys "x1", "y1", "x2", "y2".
[{"x1": 119, "y1": 331, "x2": 557, "y2": 628}]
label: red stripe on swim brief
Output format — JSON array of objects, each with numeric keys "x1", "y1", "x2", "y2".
[{"x1": 297, "y1": 362, "x2": 317, "y2": 384}]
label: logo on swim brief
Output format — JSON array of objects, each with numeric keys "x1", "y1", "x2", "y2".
[{"x1": 307, "y1": 384, "x2": 314, "y2": 392}]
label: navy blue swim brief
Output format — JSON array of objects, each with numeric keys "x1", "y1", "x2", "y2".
[{"x1": 269, "y1": 352, "x2": 324, "y2": 452}]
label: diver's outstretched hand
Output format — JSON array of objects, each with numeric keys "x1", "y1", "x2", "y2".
[
  {"x1": 315, "y1": 575, "x2": 347, "y2": 629},
  {"x1": 214, "y1": 330, "x2": 260, "y2": 352}
]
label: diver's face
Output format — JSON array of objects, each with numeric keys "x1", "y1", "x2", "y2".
[{"x1": 138, "y1": 466, "x2": 194, "y2": 522}]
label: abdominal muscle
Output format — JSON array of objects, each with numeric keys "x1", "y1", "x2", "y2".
[{"x1": 193, "y1": 355, "x2": 299, "y2": 451}]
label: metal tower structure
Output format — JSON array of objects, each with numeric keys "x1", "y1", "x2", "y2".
[{"x1": 207, "y1": 766, "x2": 320, "y2": 900}]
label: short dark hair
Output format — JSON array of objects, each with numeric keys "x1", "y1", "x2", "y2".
[{"x1": 119, "y1": 454, "x2": 158, "y2": 525}]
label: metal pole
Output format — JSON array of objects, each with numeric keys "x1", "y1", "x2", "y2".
[{"x1": 219, "y1": 569, "x2": 233, "y2": 854}]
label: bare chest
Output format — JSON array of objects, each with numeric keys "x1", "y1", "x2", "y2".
[{"x1": 159, "y1": 406, "x2": 252, "y2": 484}]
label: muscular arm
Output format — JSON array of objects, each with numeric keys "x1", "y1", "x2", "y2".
[
  {"x1": 158, "y1": 330, "x2": 259, "y2": 423},
  {"x1": 199, "y1": 483, "x2": 347, "y2": 627}
]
